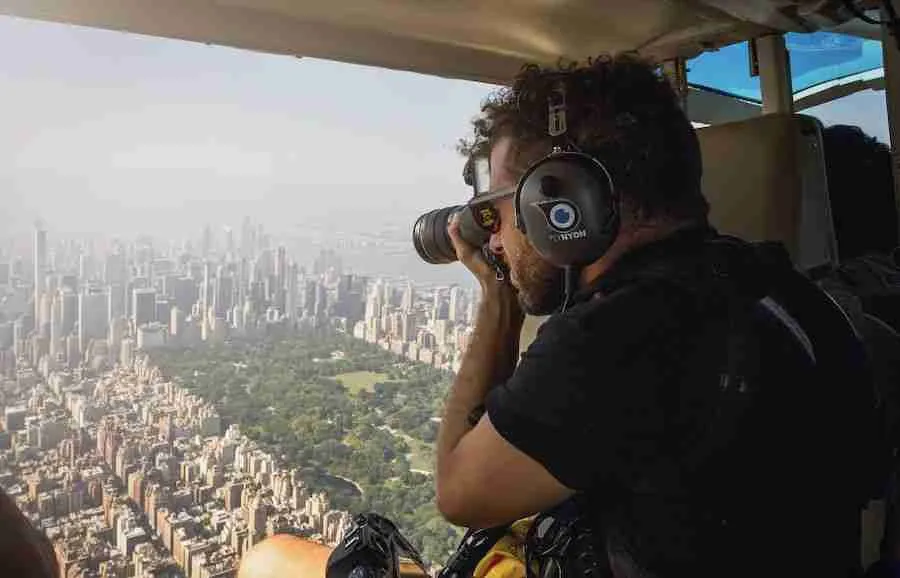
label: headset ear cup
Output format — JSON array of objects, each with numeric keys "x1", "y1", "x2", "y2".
[{"x1": 516, "y1": 152, "x2": 617, "y2": 267}]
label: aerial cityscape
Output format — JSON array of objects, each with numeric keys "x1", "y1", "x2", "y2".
[
  {"x1": 0, "y1": 220, "x2": 479, "y2": 577},
  {"x1": 0, "y1": 10, "x2": 889, "y2": 578}
]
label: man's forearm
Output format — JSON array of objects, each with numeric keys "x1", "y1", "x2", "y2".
[{"x1": 437, "y1": 287, "x2": 523, "y2": 465}]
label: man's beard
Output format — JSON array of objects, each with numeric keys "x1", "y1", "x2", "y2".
[{"x1": 510, "y1": 248, "x2": 566, "y2": 316}]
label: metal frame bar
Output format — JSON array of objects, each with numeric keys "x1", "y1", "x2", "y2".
[
  {"x1": 662, "y1": 58, "x2": 688, "y2": 110},
  {"x1": 754, "y1": 34, "x2": 794, "y2": 115},
  {"x1": 794, "y1": 76, "x2": 886, "y2": 110}
]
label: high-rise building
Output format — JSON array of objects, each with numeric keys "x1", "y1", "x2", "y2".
[
  {"x1": 78, "y1": 253, "x2": 93, "y2": 283},
  {"x1": 60, "y1": 289, "x2": 78, "y2": 336},
  {"x1": 285, "y1": 262, "x2": 297, "y2": 320},
  {"x1": 401, "y1": 312, "x2": 416, "y2": 343},
  {"x1": 213, "y1": 269, "x2": 233, "y2": 317},
  {"x1": 314, "y1": 281, "x2": 327, "y2": 321},
  {"x1": 58, "y1": 273, "x2": 78, "y2": 293},
  {"x1": 202, "y1": 262, "x2": 212, "y2": 328},
  {"x1": 155, "y1": 299, "x2": 171, "y2": 327},
  {"x1": 274, "y1": 246, "x2": 287, "y2": 314},
  {"x1": 107, "y1": 284, "x2": 126, "y2": 324},
  {"x1": 449, "y1": 286, "x2": 463, "y2": 322},
  {"x1": 303, "y1": 280, "x2": 317, "y2": 318},
  {"x1": 401, "y1": 281, "x2": 414, "y2": 313},
  {"x1": 49, "y1": 292, "x2": 62, "y2": 358},
  {"x1": 201, "y1": 224, "x2": 213, "y2": 257},
  {"x1": 34, "y1": 225, "x2": 47, "y2": 324},
  {"x1": 132, "y1": 288, "x2": 156, "y2": 327},
  {"x1": 170, "y1": 307, "x2": 184, "y2": 337},
  {"x1": 108, "y1": 316, "x2": 127, "y2": 353},
  {"x1": 0, "y1": 322, "x2": 12, "y2": 350},
  {"x1": 241, "y1": 216, "x2": 253, "y2": 257},
  {"x1": 136, "y1": 324, "x2": 166, "y2": 350},
  {"x1": 171, "y1": 277, "x2": 197, "y2": 314},
  {"x1": 4, "y1": 406, "x2": 26, "y2": 431},
  {"x1": 79, "y1": 291, "x2": 107, "y2": 354},
  {"x1": 120, "y1": 338, "x2": 135, "y2": 367},
  {"x1": 38, "y1": 292, "x2": 52, "y2": 337},
  {"x1": 66, "y1": 334, "x2": 80, "y2": 368},
  {"x1": 104, "y1": 252, "x2": 127, "y2": 286}
]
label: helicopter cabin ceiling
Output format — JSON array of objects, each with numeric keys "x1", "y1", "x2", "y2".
[{"x1": 0, "y1": 0, "x2": 880, "y2": 85}]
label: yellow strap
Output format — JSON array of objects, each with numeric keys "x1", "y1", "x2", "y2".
[{"x1": 472, "y1": 517, "x2": 536, "y2": 578}]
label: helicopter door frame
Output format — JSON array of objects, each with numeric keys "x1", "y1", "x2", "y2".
[
  {"x1": 881, "y1": 0, "x2": 900, "y2": 241},
  {"x1": 752, "y1": 33, "x2": 794, "y2": 114}
]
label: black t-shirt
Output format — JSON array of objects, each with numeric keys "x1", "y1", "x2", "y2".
[{"x1": 485, "y1": 226, "x2": 869, "y2": 578}]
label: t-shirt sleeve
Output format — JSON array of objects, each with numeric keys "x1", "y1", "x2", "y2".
[{"x1": 485, "y1": 289, "x2": 675, "y2": 492}]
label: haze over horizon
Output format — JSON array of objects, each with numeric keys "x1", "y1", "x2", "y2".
[
  {"x1": 0, "y1": 15, "x2": 497, "y2": 241},
  {"x1": 0, "y1": 14, "x2": 889, "y2": 249}
]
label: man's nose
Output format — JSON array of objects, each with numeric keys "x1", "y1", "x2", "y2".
[{"x1": 488, "y1": 232, "x2": 504, "y2": 255}]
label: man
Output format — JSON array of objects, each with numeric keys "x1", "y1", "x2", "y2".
[
  {"x1": 436, "y1": 55, "x2": 873, "y2": 577},
  {"x1": 821, "y1": 124, "x2": 898, "y2": 262}
]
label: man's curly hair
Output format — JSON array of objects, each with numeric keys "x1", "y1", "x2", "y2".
[{"x1": 460, "y1": 54, "x2": 708, "y2": 221}]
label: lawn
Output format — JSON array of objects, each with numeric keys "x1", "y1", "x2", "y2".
[
  {"x1": 334, "y1": 371, "x2": 389, "y2": 393},
  {"x1": 407, "y1": 438, "x2": 434, "y2": 474}
]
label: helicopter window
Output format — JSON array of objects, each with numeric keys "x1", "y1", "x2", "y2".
[{"x1": 688, "y1": 32, "x2": 884, "y2": 106}]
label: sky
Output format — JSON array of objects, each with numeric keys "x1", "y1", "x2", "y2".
[
  {"x1": 0, "y1": 15, "x2": 496, "y2": 242},
  {"x1": 0, "y1": 14, "x2": 890, "y2": 244}
]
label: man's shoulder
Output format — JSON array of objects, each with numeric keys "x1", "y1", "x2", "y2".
[{"x1": 531, "y1": 280, "x2": 699, "y2": 358}]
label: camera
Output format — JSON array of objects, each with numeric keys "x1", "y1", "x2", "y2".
[
  {"x1": 412, "y1": 155, "x2": 505, "y2": 265},
  {"x1": 412, "y1": 206, "x2": 490, "y2": 264}
]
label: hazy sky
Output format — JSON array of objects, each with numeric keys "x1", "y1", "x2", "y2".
[
  {"x1": 0, "y1": 15, "x2": 496, "y2": 241},
  {"x1": 0, "y1": 14, "x2": 890, "y2": 243}
]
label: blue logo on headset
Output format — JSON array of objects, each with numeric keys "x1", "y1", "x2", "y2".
[{"x1": 537, "y1": 201, "x2": 580, "y2": 232}]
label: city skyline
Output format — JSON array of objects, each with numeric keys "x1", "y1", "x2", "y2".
[{"x1": 0, "y1": 213, "x2": 476, "y2": 577}]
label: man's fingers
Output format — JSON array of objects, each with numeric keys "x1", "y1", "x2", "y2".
[
  {"x1": 448, "y1": 212, "x2": 475, "y2": 260},
  {"x1": 448, "y1": 211, "x2": 494, "y2": 281}
]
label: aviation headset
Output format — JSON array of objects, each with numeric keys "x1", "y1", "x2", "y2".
[{"x1": 511, "y1": 81, "x2": 620, "y2": 271}]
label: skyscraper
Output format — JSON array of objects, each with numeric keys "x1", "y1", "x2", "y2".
[
  {"x1": 401, "y1": 281, "x2": 414, "y2": 314},
  {"x1": 241, "y1": 216, "x2": 253, "y2": 258},
  {"x1": 171, "y1": 277, "x2": 197, "y2": 314},
  {"x1": 201, "y1": 262, "x2": 211, "y2": 328},
  {"x1": 34, "y1": 225, "x2": 47, "y2": 324},
  {"x1": 107, "y1": 284, "x2": 126, "y2": 324},
  {"x1": 78, "y1": 291, "x2": 108, "y2": 354},
  {"x1": 104, "y1": 252, "x2": 127, "y2": 286},
  {"x1": 285, "y1": 263, "x2": 297, "y2": 320},
  {"x1": 201, "y1": 224, "x2": 213, "y2": 257},
  {"x1": 274, "y1": 246, "x2": 287, "y2": 314},
  {"x1": 449, "y1": 286, "x2": 463, "y2": 322},
  {"x1": 132, "y1": 288, "x2": 157, "y2": 327},
  {"x1": 60, "y1": 289, "x2": 78, "y2": 336},
  {"x1": 213, "y1": 266, "x2": 233, "y2": 316}
]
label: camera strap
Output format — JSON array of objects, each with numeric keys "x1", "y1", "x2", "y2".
[
  {"x1": 327, "y1": 513, "x2": 428, "y2": 578},
  {"x1": 438, "y1": 525, "x2": 512, "y2": 578},
  {"x1": 482, "y1": 245, "x2": 509, "y2": 282}
]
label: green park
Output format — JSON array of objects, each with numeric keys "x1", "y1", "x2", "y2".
[{"x1": 150, "y1": 328, "x2": 462, "y2": 564}]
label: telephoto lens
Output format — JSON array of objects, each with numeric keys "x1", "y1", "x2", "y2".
[{"x1": 412, "y1": 206, "x2": 490, "y2": 264}]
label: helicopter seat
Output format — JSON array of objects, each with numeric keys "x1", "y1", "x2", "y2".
[{"x1": 696, "y1": 112, "x2": 839, "y2": 271}]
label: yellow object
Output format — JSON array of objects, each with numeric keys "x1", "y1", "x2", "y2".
[{"x1": 472, "y1": 518, "x2": 536, "y2": 578}]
